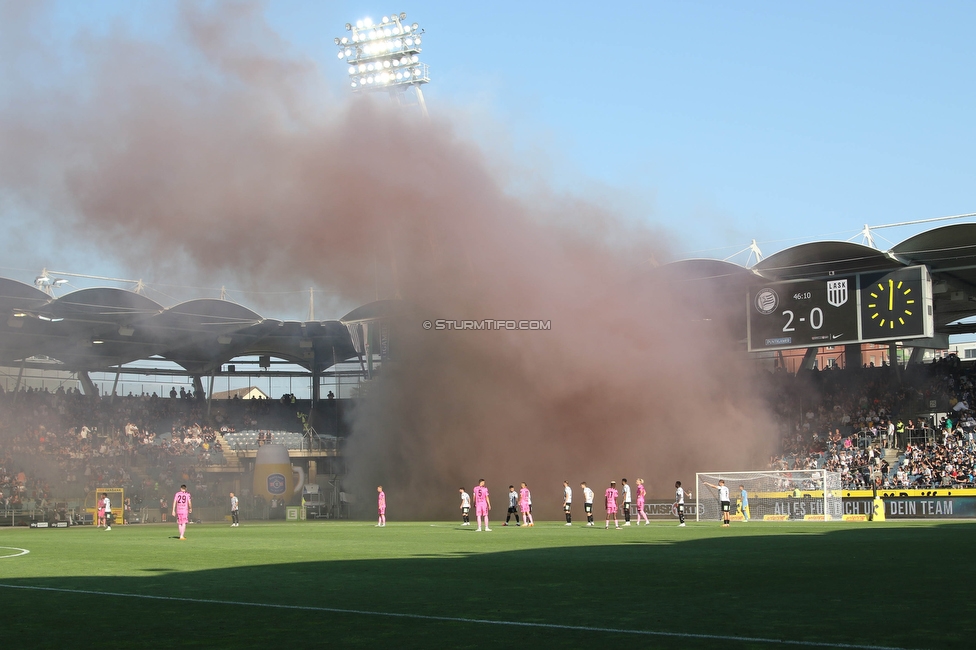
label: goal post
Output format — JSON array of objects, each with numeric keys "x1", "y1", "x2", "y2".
[{"x1": 695, "y1": 470, "x2": 842, "y2": 522}]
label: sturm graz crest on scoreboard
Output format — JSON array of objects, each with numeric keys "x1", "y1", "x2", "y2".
[
  {"x1": 826, "y1": 279, "x2": 849, "y2": 307},
  {"x1": 755, "y1": 288, "x2": 778, "y2": 314}
]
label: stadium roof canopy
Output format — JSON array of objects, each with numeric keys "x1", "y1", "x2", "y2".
[
  {"x1": 3, "y1": 224, "x2": 976, "y2": 372},
  {"x1": 665, "y1": 223, "x2": 976, "y2": 337},
  {"x1": 0, "y1": 280, "x2": 366, "y2": 374}
]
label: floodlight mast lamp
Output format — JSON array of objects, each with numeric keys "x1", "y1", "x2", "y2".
[{"x1": 334, "y1": 12, "x2": 429, "y2": 118}]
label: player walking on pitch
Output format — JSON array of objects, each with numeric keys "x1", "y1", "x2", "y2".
[
  {"x1": 172, "y1": 484, "x2": 192, "y2": 540},
  {"x1": 605, "y1": 481, "x2": 620, "y2": 529},
  {"x1": 581, "y1": 482, "x2": 594, "y2": 526},
  {"x1": 562, "y1": 480, "x2": 573, "y2": 526},
  {"x1": 377, "y1": 486, "x2": 386, "y2": 527},
  {"x1": 230, "y1": 492, "x2": 239, "y2": 527},
  {"x1": 102, "y1": 493, "x2": 112, "y2": 531},
  {"x1": 505, "y1": 485, "x2": 520, "y2": 526},
  {"x1": 635, "y1": 478, "x2": 650, "y2": 525},
  {"x1": 621, "y1": 478, "x2": 632, "y2": 526},
  {"x1": 519, "y1": 482, "x2": 534, "y2": 527},
  {"x1": 473, "y1": 479, "x2": 491, "y2": 531},
  {"x1": 703, "y1": 479, "x2": 731, "y2": 526},
  {"x1": 674, "y1": 481, "x2": 691, "y2": 527},
  {"x1": 459, "y1": 487, "x2": 471, "y2": 526},
  {"x1": 97, "y1": 494, "x2": 106, "y2": 528}
]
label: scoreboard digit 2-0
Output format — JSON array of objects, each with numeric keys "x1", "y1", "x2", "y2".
[{"x1": 747, "y1": 266, "x2": 933, "y2": 352}]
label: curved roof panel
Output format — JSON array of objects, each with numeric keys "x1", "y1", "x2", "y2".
[
  {"x1": 891, "y1": 224, "x2": 976, "y2": 268},
  {"x1": 164, "y1": 298, "x2": 263, "y2": 324},
  {"x1": 753, "y1": 241, "x2": 900, "y2": 281},
  {"x1": 50, "y1": 288, "x2": 164, "y2": 322},
  {"x1": 891, "y1": 224, "x2": 976, "y2": 329},
  {"x1": 656, "y1": 258, "x2": 754, "y2": 284},
  {"x1": 0, "y1": 277, "x2": 360, "y2": 372},
  {"x1": 654, "y1": 259, "x2": 754, "y2": 338},
  {"x1": 341, "y1": 299, "x2": 411, "y2": 323},
  {"x1": 0, "y1": 278, "x2": 51, "y2": 311}
]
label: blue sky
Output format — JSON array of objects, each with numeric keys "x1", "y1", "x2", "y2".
[
  {"x1": 291, "y1": 0, "x2": 976, "y2": 261},
  {"x1": 5, "y1": 0, "x2": 975, "y2": 287}
]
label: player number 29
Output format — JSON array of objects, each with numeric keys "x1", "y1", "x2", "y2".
[{"x1": 782, "y1": 308, "x2": 823, "y2": 332}]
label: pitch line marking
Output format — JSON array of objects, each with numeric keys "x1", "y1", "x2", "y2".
[
  {"x1": 0, "y1": 547, "x2": 30, "y2": 559},
  {"x1": 0, "y1": 583, "x2": 912, "y2": 649}
]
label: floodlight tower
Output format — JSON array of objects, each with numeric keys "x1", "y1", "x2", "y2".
[{"x1": 335, "y1": 13, "x2": 430, "y2": 117}]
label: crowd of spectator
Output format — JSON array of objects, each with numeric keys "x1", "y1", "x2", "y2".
[
  {"x1": 0, "y1": 385, "x2": 309, "y2": 516},
  {"x1": 6, "y1": 354, "x2": 976, "y2": 518},
  {"x1": 764, "y1": 354, "x2": 976, "y2": 489}
]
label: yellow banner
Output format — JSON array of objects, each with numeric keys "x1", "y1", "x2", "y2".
[{"x1": 841, "y1": 488, "x2": 976, "y2": 498}]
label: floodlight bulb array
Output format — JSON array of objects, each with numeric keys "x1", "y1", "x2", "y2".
[
  {"x1": 349, "y1": 63, "x2": 429, "y2": 89},
  {"x1": 335, "y1": 12, "x2": 428, "y2": 91}
]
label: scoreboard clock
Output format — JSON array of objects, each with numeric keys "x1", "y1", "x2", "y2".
[
  {"x1": 748, "y1": 266, "x2": 933, "y2": 352},
  {"x1": 858, "y1": 267, "x2": 933, "y2": 343}
]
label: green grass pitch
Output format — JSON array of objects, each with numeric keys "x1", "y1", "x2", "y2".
[{"x1": 0, "y1": 519, "x2": 971, "y2": 649}]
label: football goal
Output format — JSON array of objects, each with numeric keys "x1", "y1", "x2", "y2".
[{"x1": 695, "y1": 469, "x2": 842, "y2": 522}]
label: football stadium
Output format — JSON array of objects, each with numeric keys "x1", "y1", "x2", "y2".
[{"x1": 3, "y1": 4, "x2": 976, "y2": 650}]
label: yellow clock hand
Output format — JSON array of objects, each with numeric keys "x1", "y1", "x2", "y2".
[{"x1": 888, "y1": 279, "x2": 893, "y2": 311}]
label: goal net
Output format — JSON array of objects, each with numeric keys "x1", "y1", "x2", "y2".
[{"x1": 695, "y1": 470, "x2": 842, "y2": 522}]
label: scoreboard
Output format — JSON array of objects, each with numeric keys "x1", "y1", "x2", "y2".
[{"x1": 748, "y1": 266, "x2": 933, "y2": 352}]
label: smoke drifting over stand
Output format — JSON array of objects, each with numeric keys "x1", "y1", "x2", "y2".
[{"x1": 0, "y1": 2, "x2": 777, "y2": 518}]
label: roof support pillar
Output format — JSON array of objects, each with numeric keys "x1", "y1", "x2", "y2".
[
  {"x1": 908, "y1": 346, "x2": 926, "y2": 365},
  {"x1": 845, "y1": 344, "x2": 862, "y2": 370},
  {"x1": 78, "y1": 371, "x2": 98, "y2": 398},
  {"x1": 800, "y1": 347, "x2": 820, "y2": 372},
  {"x1": 889, "y1": 341, "x2": 902, "y2": 383},
  {"x1": 14, "y1": 358, "x2": 25, "y2": 392},
  {"x1": 311, "y1": 350, "x2": 321, "y2": 403},
  {"x1": 206, "y1": 371, "x2": 215, "y2": 418}
]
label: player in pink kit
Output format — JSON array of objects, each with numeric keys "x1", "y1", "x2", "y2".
[
  {"x1": 635, "y1": 478, "x2": 650, "y2": 525},
  {"x1": 377, "y1": 486, "x2": 386, "y2": 527},
  {"x1": 473, "y1": 479, "x2": 491, "y2": 532},
  {"x1": 605, "y1": 481, "x2": 620, "y2": 529},
  {"x1": 519, "y1": 482, "x2": 534, "y2": 527},
  {"x1": 171, "y1": 484, "x2": 192, "y2": 540}
]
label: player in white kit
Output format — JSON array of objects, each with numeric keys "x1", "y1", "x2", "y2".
[
  {"x1": 459, "y1": 487, "x2": 471, "y2": 526},
  {"x1": 562, "y1": 481, "x2": 573, "y2": 526},
  {"x1": 581, "y1": 482, "x2": 595, "y2": 526},
  {"x1": 621, "y1": 478, "x2": 632, "y2": 526},
  {"x1": 674, "y1": 481, "x2": 691, "y2": 527},
  {"x1": 703, "y1": 479, "x2": 731, "y2": 526}
]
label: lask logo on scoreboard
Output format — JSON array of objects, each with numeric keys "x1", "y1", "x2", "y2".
[{"x1": 826, "y1": 279, "x2": 848, "y2": 307}]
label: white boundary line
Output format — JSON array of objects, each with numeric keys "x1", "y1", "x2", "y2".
[
  {"x1": 0, "y1": 547, "x2": 30, "y2": 559},
  {"x1": 0, "y1": 583, "x2": 913, "y2": 649}
]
